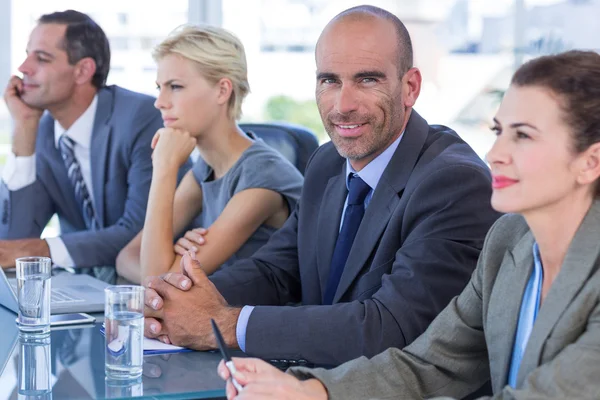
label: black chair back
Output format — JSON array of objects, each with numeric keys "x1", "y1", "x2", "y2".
[{"x1": 239, "y1": 122, "x2": 319, "y2": 175}]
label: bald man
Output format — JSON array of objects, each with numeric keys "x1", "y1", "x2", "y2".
[{"x1": 143, "y1": 5, "x2": 500, "y2": 367}]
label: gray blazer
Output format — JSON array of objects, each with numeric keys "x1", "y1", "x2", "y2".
[
  {"x1": 293, "y1": 202, "x2": 600, "y2": 399},
  {"x1": 0, "y1": 85, "x2": 180, "y2": 268},
  {"x1": 210, "y1": 110, "x2": 501, "y2": 366}
]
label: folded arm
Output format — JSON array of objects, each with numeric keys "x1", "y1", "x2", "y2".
[
  {"x1": 118, "y1": 169, "x2": 202, "y2": 283},
  {"x1": 120, "y1": 169, "x2": 289, "y2": 283},
  {"x1": 167, "y1": 187, "x2": 289, "y2": 275}
]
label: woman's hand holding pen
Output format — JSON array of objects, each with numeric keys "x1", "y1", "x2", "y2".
[{"x1": 217, "y1": 357, "x2": 328, "y2": 400}]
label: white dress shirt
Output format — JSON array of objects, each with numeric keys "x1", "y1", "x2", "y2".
[{"x1": 1, "y1": 95, "x2": 99, "y2": 267}]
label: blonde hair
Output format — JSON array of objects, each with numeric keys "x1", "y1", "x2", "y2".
[{"x1": 153, "y1": 25, "x2": 250, "y2": 120}]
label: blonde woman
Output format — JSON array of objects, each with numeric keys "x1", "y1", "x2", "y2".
[{"x1": 116, "y1": 26, "x2": 303, "y2": 284}]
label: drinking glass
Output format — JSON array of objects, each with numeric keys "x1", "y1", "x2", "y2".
[
  {"x1": 104, "y1": 285, "x2": 145, "y2": 379},
  {"x1": 16, "y1": 257, "x2": 52, "y2": 334}
]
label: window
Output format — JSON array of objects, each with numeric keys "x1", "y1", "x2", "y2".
[
  {"x1": 110, "y1": 37, "x2": 129, "y2": 51},
  {"x1": 117, "y1": 13, "x2": 128, "y2": 25}
]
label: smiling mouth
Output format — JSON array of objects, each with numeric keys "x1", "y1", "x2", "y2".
[
  {"x1": 336, "y1": 123, "x2": 365, "y2": 129},
  {"x1": 492, "y1": 175, "x2": 519, "y2": 189}
]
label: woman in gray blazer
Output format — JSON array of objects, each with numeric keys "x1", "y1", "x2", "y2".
[
  {"x1": 217, "y1": 50, "x2": 600, "y2": 400},
  {"x1": 115, "y1": 26, "x2": 303, "y2": 284}
]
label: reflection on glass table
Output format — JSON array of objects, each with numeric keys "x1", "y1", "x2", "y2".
[
  {"x1": 18, "y1": 332, "x2": 52, "y2": 399},
  {"x1": 0, "y1": 306, "x2": 226, "y2": 399},
  {"x1": 105, "y1": 375, "x2": 143, "y2": 398}
]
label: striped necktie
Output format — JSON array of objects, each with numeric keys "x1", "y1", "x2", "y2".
[
  {"x1": 58, "y1": 135, "x2": 98, "y2": 231},
  {"x1": 58, "y1": 135, "x2": 114, "y2": 282}
]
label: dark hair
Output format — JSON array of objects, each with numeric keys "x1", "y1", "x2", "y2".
[
  {"x1": 334, "y1": 5, "x2": 413, "y2": 76},
  {"x1": 38, "y1": 10, "x2": 111, "y2": 89},
  {"x1": 512, "y1": 50, "x2": 600, "y2": 154}
]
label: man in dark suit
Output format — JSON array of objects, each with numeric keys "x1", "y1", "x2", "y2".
[
  {"x1": 0, "y1": 10, "x2": 177, "y2": 269},
  {"x1": 143, "y1": 5, "x2": 501, "y2": 366}
]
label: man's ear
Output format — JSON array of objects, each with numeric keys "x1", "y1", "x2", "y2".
[
  {"x1": 74, "y1": 57, "x2": 97, "y2": 86},
  {"x1": 402, "y1": 67, "x2": 422, "y2": 109}
]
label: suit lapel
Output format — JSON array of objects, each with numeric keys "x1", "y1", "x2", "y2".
[
  {"x1": 317, "y1": 170, "x2": 348, "y2": 297},
  {"x1": 516, "y1": 201, "x2": 600, "y2": 386},
  {"x1": 487, "y1": 231, "x2": 534, "y2": 391},
  {"x1": 89, "y1": 88, "x2": 114, "y2": 228},
  {"x1": 332, "y1": 111, "x2": 431, "y2": 303}
]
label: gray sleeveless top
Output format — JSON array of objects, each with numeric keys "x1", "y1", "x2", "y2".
[{"x1": 190, "y1": 134, "x2": 303, "y2": 269}]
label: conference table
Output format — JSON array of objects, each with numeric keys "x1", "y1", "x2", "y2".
[{"x1": 0, "y1": 268, "x2": 228, "y2": 400}]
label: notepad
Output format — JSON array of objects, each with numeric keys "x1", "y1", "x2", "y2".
[
  {"x1": 143, "y1": 336, "x2": 192, "y2": 355},
  {"x1": 100, "y1": 324, "x2": 192, "y2": 355}
]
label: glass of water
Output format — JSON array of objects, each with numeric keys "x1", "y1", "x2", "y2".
[
  {"x1": 104, "y1": 285, "x2": 145, "y2": 379},
  {"x1": 18, "y1": 331, "x2": 52, "y2": 399},
  {"x1": 16, "y1": 257, "x2": 52, "y2": 334}
]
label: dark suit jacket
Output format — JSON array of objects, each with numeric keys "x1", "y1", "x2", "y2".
[
  {"x1": 0, "y1": 85, "x2": 189, "y2": 267},
  {"x1": 296, "y1": 203, "x2": 600, "y2": 399},
  {"x1": 210, "y1": 110, "x2": 501, "y2": 365}
]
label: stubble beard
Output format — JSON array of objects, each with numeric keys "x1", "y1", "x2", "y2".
[
  {"x1": 324, "y1": 104, "x2": 402, "y2": 163},
  {"x1": 21, "y1": 88, "x2": 55, "y2": 111}
]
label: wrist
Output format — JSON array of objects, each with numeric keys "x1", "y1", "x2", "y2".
[
  {"x1": 1, "y1": 239, "x2": 51, "y2": 268},
  {"x1": 152, "y1": 161, "x2": 181, "y2": 176},
  {"x1": 32, "y1": 239, "x2": 51, "y2": 258},
  {"x1": 12, "y1": 123, "x2": 39, "y2": 157},
  {"x1": 217, "y1": 307, "x2": 242, "y2": 349}
]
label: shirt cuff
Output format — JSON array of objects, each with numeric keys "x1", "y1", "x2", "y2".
[
  {"x1": 45, "y1": 237, "x2": 76, "y2": 268},
  {"x1": 236, "y1": 305, "x2": 255, "y2": 353},
  {"x1": 1, "y1": 152, "x2": 36, "y2": 191}
]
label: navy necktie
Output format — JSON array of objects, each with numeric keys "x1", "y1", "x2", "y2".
[
  {"x1": 58, "y1": 135, "x2": 98, "y2": 230},
  {"x1": 323, "y1": 174, "x2": 371, "y2": 305}
]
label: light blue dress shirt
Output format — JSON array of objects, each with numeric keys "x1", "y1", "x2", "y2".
[
  {"x1": 507, "y1": 243, "x2": 544, "y2": 388},
  {"x1": 236, "y1": 134, "x2": 404, "y2": 352}
]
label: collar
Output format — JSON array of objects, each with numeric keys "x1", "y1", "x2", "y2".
[
  {"x1": 54, "y1": 94, "x2": 99, "y2": 149},
  {"x1": 345, "y1": 131, "x2": 404, "y2": 190}
]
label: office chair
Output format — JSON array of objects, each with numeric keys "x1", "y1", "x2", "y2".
[{"x1": 239, "y1": 122, "x2": 319, "y2": 175}]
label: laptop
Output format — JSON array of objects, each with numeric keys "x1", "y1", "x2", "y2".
[{"x1": 0, "y1": 267, "x2": 109, "y2": 314}]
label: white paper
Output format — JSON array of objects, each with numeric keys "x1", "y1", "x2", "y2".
[
  {"x1": 102, "y1": 322, "x2": 187, "y2": 353},
  {"x1": 143, "y1": 337, "x2": 187, "y2": 352}
]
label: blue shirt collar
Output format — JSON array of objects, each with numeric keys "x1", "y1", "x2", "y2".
[
  {"x1": 345, "y1": 132, "x2": 404, "y2": 191},
  {"x1": 507, "y1": 242, "x2": 544, "y2": 388}
]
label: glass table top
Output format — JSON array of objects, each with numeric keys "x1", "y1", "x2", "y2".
[{"x1": 0, "y1": 306, "x2": 226, "y2": 400}]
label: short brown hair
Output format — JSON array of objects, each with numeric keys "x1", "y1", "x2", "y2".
[
  {"x1": 39, "y1": 10, "x2": 110, "y2": 89},
  {"x1": 512, "y1": 50, "x2": 600, "y2": 154}
]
